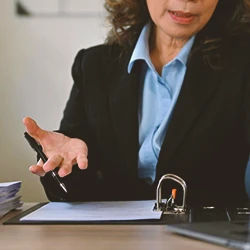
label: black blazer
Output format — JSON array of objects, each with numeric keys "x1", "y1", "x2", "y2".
[{"x1": 41, "y1": 35, "x2": 250, "y2": 206}]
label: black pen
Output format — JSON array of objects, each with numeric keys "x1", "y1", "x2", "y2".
[{"x1": 24, "y1": 132, "x2": 68, "y2": 193}]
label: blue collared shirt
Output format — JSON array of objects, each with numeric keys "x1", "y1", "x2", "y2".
[{"x1": 128, "y1": 23, "x2": 195, "y2": 184}]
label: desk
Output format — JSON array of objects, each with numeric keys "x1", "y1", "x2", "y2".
[{"x1": 0, "y1": 203, "x2": 228, "y2": 250}]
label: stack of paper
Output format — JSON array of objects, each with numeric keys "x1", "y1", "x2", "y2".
[{"x1": 0, "y1": 181, "x2": 23, "y2": 218}]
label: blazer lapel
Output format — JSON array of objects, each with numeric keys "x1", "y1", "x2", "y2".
[
  {"x1": 108, "y1": 57, "x2": 141, "y2": 182},
  {"x1": 157, "y1": 49, "x2": 222, "y2": 177}
]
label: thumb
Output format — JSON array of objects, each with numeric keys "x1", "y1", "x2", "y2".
[{"x1": 22, "y1": 117, "x2": 45, "y2": 142}]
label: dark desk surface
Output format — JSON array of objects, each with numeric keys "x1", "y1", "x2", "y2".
[{"x1": 0, "y1": 203, "x2": 230, "y2": 250}]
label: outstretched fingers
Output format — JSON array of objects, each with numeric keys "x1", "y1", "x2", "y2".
[
  {"x1": 43, "y1": 155, "x2": 63, "y2": 173},
  {"x1": 29, "y1": 154, "x2": 88, "y2": 177},
  {"x1": 76, "y1": 153, "x2": 88, "y2": 169},
  {"x1": 29, "y1": 159, "x2": 46, "y2": 177},
  {"x1": 57, "y1": 160, "x2": 73, "y2": 177}
]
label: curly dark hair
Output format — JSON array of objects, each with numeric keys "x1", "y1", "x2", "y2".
[{"x1": 105, "y1": 0, "x2": 250, "y2": 47}]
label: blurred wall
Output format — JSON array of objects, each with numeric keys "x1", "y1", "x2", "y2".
[{"x1": 0, "y1": 0, "x2": 107, "y2": 201}]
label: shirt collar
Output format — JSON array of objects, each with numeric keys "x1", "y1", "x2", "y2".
[
  {"x1": 128, "y1": 22, "x2": 151, "y2": 73},
  {"x1": 175, "y1": 35, "x2": 195, "y2": 66},
  {"x1": 128, "y1": 23, "x2": 195, "y2": 73}
]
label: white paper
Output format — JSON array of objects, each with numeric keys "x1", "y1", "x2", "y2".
[
  {"x1": 0, "y1": 181, "x2": 21, "y2": 188},
  {"x1": 0, "y1": 181, "x2": 21, "y2": 192},
  {"x1": 21, "y1": 200, "x2": 162, "y2": 221},
  {"x1": 0, "y1": 181, "x2": 21, "y2": 195}
]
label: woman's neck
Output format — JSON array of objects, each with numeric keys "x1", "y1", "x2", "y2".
[{"x1": 149, "y1": 26, "x2": 189, "y2": 75}]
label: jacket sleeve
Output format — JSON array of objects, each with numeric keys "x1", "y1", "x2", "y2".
[
  {"x1": 40, "y1": 49, "x2": 101, "y2": 202},
  {"x1": 243, "y1": 58, "x2": 250, "y2": 152}
]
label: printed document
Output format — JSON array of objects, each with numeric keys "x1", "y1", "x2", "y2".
[{"x1": 21, "y1": 200, "x2": 162, "y2": 221}]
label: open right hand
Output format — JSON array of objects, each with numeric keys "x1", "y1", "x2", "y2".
[{"x1": 23, "y1": 117, "x2": 88, "y2": 177}]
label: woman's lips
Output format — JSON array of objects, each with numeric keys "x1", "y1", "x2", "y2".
[{"x1": 168, "y1": 10, "x2": 196, "y2": 24}]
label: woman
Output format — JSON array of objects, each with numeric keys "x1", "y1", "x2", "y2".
[{"x1": 23, "y1": 0, "x2": 250, "y2": 206}]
